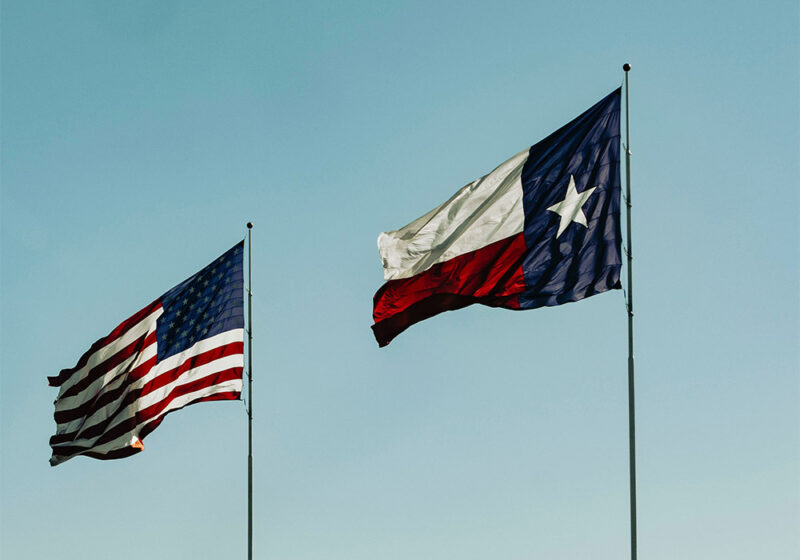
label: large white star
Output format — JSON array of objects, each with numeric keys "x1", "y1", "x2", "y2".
[{"x1": 546, "y1": 174, "x2": 597, "y2": 238}]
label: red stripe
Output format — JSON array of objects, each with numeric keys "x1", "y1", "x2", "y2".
[
  {"x1": 52, "y1": 342, "x2": 243, "y2": 441},
  {"x1": 51, "y1": 367, "x2": 243, "y2": 456},
  {"x1": 372, "y1": 233, "x2": 528, "y2": 346},
  {"x1": 136, "y1": 342, "x2": 244, "y2": 395},
  {"x1": 52, "y1": 352, "x2": 159, "y2": 427},
  {"x1": 135, "y1": 368, "x2": 242, "y2": 427},
  {"x1": 82, "y1": 445, "x2": 143, "y2": 462},
  {"x1": 52, "y1": 390, "x2": 241, "y2": 462},
  {"x1": 58, "y1": 329, "x2": 158, "y2": 401},
  {"x1": 48, "y1": 300, "x2": 161, "y2": 387},
  {"x1": 137, "y1": 390, "x2": 240, "y2": 441}
]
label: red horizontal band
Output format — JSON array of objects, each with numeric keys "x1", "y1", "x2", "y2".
[{"x1": 372, "y1": 233, "x2": 528, "y2": 346}]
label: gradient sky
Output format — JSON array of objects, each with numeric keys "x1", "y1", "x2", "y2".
[{"x1": 2, "y1": 1, "x2": 798, "y2": 559}]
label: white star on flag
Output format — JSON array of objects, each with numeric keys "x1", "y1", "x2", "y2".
[{"x1": 547, "y1": 174, "x2": 597, "y2": 238}]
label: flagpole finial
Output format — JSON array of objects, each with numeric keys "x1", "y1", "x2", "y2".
[
  {"x1": 247, "y1": 222, "x2": 253, "y2": 229},
  {"x1": 623, "y1": 63, "x2": 631, "y2": 72}
]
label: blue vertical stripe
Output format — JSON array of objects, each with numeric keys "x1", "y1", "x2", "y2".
[{"x1": 518, "y1": 89, "x2": 622, "y2": 309}]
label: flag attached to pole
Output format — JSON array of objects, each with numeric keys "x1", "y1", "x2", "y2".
[
  {"x1": 48, "y1": 242, "x2": 245, "y2": 466},
  {"x1": 372, "y1": 89, "x2": 622, "y2": 347}
]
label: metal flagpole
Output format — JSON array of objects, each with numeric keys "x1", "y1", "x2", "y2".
[
  {"x1": 622, "y1": 63, "x2": 637, "y2": 560},
  {"x1": 246, "y1": 222, "x2": 254, "y2": 560}
]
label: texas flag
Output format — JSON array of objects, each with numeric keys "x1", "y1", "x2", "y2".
[{"x1": 372, "y1": 89, "x2": 622, "y2": 347}]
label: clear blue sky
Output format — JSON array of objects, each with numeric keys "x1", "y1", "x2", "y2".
[{"x1": 2, "y1": 1, "x2": 798, "y2": 559}]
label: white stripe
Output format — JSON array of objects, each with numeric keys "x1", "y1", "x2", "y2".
[
  {"x1": 54, "y1": 339, "x2": 158, "y2": 419},
  {"x1": 136, "y1": 378, "x2": 242, "y2": 434},
  {"x1": 54, "y1": 329, "x2": 242, "y2": 422},
  {"x1": 52, "y1": 330, "x2": 244, "y2": 450},
  {"x1": 55, "y1": 307, "x2": 163, "y2": 396},
  {"x1": 378, "y1": 149, "x2": 528, "y2": 281},
  {"x1": 65, "y1": 349, "x2": 156, "y2": 440},
  {"x1": 50, "y1": 431, "x2": 141, "y2": 465},
  {"x1": 54, "y1": 352, "x2": 154, "y2": 438},
  {"x1": 52, "y1": 355, "x2": 242, "y2": 451},
  {"x1": 135, "y1": 353, "x2": 243, "y2": 413},
  {"x1": 50, "y1": 378, "x2": 242, "y2": 465},
  {"x1": 54, "y1": 329, "x2": 243, "y2": 434},
  {"x1": 149, "y1": 328, "x2": 243, "y2": 377}
]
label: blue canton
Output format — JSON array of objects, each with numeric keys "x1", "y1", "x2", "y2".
[{"x1": 156, "y1": 241, "x2": 244, "y2": 361}]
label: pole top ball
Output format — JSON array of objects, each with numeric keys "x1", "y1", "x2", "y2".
[
  {"x1": 623, "y1": 63, "x2": 631, "y2": 72},
  {"x1": 247, "y1": 222, "x2": 253, "y2": 229}
]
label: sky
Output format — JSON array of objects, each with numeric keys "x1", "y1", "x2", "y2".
[{"x1": 1, "y1": 1, "x2": 798, "y2": 559}]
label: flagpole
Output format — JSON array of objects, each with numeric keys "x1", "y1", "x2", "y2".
[
  {"x1": 622, "y1": 63, "x2": 637, "y2": 560},
  {"x1": 246, "y1": 222, "x2": 254, "y2": 560}
]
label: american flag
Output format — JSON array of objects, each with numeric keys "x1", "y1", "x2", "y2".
[{"x1": 48, "y1": 241, "x2": 245, "y2": 466}]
